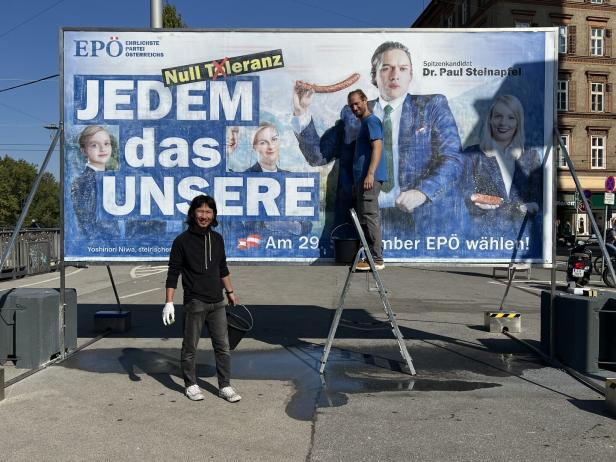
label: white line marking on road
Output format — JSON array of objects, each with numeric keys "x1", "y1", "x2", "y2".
[
  {"x1": 17, "y1": 268, "x2": 85, "y2": 287},
  {"x1": 513, "y1": 280, "x2": 569, "y2": 284},
  {"x1": 119, "y1": 287, "x2": 162, "y2": 299},
  {"x1": 517, "y1": 286, "x2": 542, "y2": 292},
  {"x1": 487, "y1": 280, "x2": 567, "y2": 285},
  {"x1": 487, "y1": 279, "x2": 616, "y2": 292},
  {"x1": 130, "y1": 265, "x2": 168, "y2": 279}
]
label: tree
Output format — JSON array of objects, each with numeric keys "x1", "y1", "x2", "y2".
[
  {"x1": 0, "y1": 156, "x2": 60, "y2": 228},
  {"x1": 163, "y1": 2, "x2": 186, "y2": 28}
]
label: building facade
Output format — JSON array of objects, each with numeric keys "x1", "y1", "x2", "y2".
[{"x1": 414, "y1": 0, "x2": 616, "y2": 238}]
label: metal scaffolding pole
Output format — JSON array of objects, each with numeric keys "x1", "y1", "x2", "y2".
[{"x1": 0, "y1": 127, "x2": 61, "y2": 272}]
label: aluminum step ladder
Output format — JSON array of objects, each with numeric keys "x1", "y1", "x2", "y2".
[{"x1": 319, "y1": 208, "x2": 416, "y2": 376}]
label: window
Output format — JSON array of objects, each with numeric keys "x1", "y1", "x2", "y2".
[
  {"x1": 591, "y1": 82, "x2": 604, "y2": 112},
  {"x1": 557, "y1": 80, "x2": 569, "y2": 111},
  {"x1": 558, "y1": 25, "x2": 568, "y2": 53},
  {"x1": 591, "y1": 0, "x2": 604, "y2": 4},
  {"x1": 557, "y1": 134, "x2": 570, "y2": 168},
  {"x1": 591, "y1": 135, "x2": 606, "y2": 168},
  {"x1": 512, "y1": 9, "x2": 535, "y2": 28},
  {"x1": 591, "y1": 28, "x2": 605, "y2": 56}
]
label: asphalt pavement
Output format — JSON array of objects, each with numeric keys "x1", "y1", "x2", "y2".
[{"x1": 1, "y1": 263, "x2": 615, "y2": 461}]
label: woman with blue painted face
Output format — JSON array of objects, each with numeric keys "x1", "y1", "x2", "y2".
[
  {"x1": 463, "y1": 95, "x2": 543, "y2": 257},
  {"x1": 245, "y1": 123, "x2": 289, "y2": 173}
]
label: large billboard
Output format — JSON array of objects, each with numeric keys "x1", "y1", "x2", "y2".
[{"x1": 62, "y1": 29, "x2": 556, "y2": 263}]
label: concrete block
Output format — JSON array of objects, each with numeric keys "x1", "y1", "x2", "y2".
[
  {"x1": 607, "y1": 378, "x2": 616, "y2": 417},
  {"x1": 94, "y1": 310, "x2": 131, "y2": 333},
  {"x1": 484, "y1": 311, "x2": 521, "y2": 333}
]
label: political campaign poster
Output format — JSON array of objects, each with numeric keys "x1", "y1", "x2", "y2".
[{"x1": 62, "y1": 28, "x2": 556, "y2": 263}]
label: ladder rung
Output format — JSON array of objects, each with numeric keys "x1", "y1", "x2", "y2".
[{"x1": 368, "y1": 287, "x2": 388, "y2": 293}]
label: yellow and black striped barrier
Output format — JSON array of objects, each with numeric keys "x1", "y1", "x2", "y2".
[
  {"x1": 488, "y1": 312, "x2": 520, "y2": 319},
  {"x1": 607, "y1": 378, "x2": 616, "y2": 417},
  {"x1": 484, "y1": 311, "x2": 522, "y2": 333}
]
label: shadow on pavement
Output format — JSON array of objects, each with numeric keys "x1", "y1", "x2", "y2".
[
  {"x1": 568, "y1": 399, "x2": 613, "y2": 419},
  {"x1": 78, "y1": 303, "x2": 543, "y2": 354},
  {"x1": 64, "y1": 302, "x2": 560, "y2": 421}
]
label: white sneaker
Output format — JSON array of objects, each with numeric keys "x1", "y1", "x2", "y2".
[
  {"x1": 185, "y1": 384, "x2": 204, "y2": 401},
  {"x1": 219, "y1": 386, "x2": 241, "y2": 403}
]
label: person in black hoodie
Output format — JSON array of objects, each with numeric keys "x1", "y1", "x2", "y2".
[{"x1": 163, "y1": 195, "x2": 241, "y2": 403}]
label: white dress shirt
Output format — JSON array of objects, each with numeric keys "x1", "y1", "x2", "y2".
[{"x1": 484, "y1": 144, "x2": 518, "y2": 199}]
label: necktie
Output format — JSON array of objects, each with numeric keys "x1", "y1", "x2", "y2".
[{"x1": 382, "y1": 104, "x2": 394, "y2": 193}]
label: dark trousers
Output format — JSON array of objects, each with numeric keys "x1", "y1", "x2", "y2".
[
  {"x1": 356, "y1": 180, "x2": 383, "y2": 261},
  {"x1": 181, "y1": 300, "x2": 230, "y2": 389}
]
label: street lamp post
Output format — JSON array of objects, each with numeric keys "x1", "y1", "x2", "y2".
[{"x1": 151, "y1": 0, "x2": 162, "y2": 28}]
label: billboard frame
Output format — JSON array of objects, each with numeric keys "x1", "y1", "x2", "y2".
[{"x1": 60, "y1": 27, "x2": 558, "y2": 268}]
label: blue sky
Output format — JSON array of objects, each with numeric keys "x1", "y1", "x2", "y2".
[{"x1": 0, "y1": 0, "x2": 427, "y2": 179}]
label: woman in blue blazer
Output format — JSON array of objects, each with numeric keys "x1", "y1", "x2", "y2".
[{"x1": 463, "y1": 95, "x2": 543, "y2": 258}]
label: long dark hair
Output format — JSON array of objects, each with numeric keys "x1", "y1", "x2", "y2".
[{"x1": 186, "y1": 195, "x2": 218, "y2": 228}]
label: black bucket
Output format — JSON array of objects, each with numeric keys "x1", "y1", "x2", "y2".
[
  {"x1": 226, "y1": 304, "x2": 253, "y2": 350},
  {"x1": 331, "y1": 223, "x2": 360, "y2": 264},
  {"x1": 333, "y1": 238, "x2": 360, "y2": 263}
]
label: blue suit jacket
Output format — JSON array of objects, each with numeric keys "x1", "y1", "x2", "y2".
[
  {"x1": 296, "y1": 93, "x2": 464, "y2": 233},
  {"x1": 70, "y1": 167, "x2": 119, "y2": 238},
  {"x1": 245, "y1": 162, "x2": 290, "y2": 173}
]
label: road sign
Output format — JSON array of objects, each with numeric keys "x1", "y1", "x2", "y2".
[
  {"x1": 607, "y1": 176, "x2": 615, "y2": 193},
  {"x1": 605, "y1": 192, "x2": 615, "y2": 205},
  {"x1": 578, "y1": 201, "x2": 587, "y2": 213},
  {"x1": 583, "y1": 189, "x2": 592, "y2": 199}
]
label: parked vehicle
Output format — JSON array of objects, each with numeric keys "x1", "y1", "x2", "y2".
[
  {"x1": 602, "y1": 261, "x2": 616, "y2": 287},
  {"x1": 568, "y1": 230, "x2": 616, "y2": 276},
  {"x1": 566, "y1": 242, "x2": 592, "y2": 287},
  {"x1": 601, "y1": 242, "x2": 616, "y2": 288}
]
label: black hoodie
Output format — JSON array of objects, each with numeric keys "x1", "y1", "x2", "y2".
[{"x1": 165, "y1": 225, "x2": 230, "y2": 304}]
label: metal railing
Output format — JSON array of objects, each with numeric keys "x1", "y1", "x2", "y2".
[{"x1": 0, "y1": 229, "x2": 60, "y2": 280}]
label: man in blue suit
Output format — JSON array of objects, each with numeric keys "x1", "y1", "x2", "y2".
[{"x1": 292, "y1": 41, "x2": 464, "y2": 239}]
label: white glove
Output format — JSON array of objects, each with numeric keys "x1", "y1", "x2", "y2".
[{"x1": 162, "y1": 302, "x2": 175, "y2": 326}]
